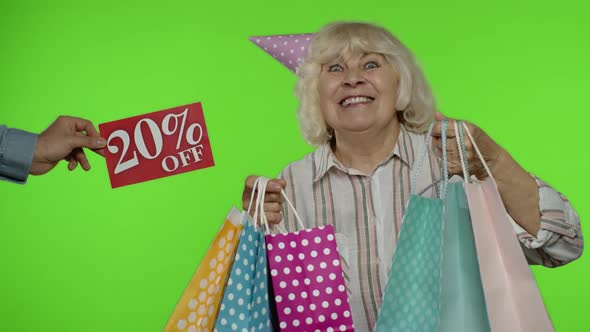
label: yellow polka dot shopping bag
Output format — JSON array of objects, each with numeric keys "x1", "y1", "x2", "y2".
[
  {"x1": 213, "y1": 177, "x2": 274, "y2": 331},
  {"x1": 164, "y1": 208, "x2": 243, "y2": 332}
]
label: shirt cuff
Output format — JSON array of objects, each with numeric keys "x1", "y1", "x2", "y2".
[
  {"x1": 0, "y1": 127, "x2": 38, "y2": 184},
  {"x1": 515, "y1": 176, "x2": 580, "y2": 249}
]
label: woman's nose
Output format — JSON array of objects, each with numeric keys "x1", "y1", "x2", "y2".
[{"x1": 343, "y1": 68, "x2": 365, "y2": 87}]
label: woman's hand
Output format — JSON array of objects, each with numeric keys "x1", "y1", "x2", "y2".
[
  {"x1": 431, "y1": 112, "x2": 506, "y2": 179},
  {"x1": 431, "y1": 112, "x2": 541, "y2": 235},
  {"x1": 242, "y1": 175, "x2": 287, "y2": 225}
]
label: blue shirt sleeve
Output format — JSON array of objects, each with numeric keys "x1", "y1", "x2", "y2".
[{"x1": 0, "y1": 125, "x2": 38, "y2": 184}]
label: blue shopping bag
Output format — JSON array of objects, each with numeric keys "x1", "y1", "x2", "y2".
[
  {"x1": 438, "y1": 182, "x2": 490, "y2": 332},
  {"x1": 437, "y1": 122, "x2": 490, "y2": 331},
  {"x1": 375, "y1": 193, "x2": 444, "y2": 331},
  {"x1": 214, "y1": 178, "x2": 273, "y2": 331},
  {"x1": 375, "y1": 120, "x2": 492, "y2": 332},
  {"x1": 214, "y1": 219, "x2": 273, "y2": 331},
  {"x1": 375, "y1": 121, "x2": 449, "y2": 332}
]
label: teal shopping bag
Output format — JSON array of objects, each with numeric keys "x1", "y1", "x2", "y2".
[
  {"x1": 214, "y1": 178, "x2": 273, "y2": 331},
  {"x1": 438, "y1": 182, "x2": 490, "y2": 332},
  {"x1": 213, "y1": 219, "x2": 273, "y2": 331},
  {"x1": 375, "y1": 121, "x2": 450, "y2": 332},
  {"x1": 437, "y1": 121, "x2": 490, "y2": 331},
  {"x1": 375, "y1": 194, "x2": 444, "y2": 331}
]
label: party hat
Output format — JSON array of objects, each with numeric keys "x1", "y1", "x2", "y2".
[{"x1": 248, "y1": 33, "x2": 313, "y2": 73}]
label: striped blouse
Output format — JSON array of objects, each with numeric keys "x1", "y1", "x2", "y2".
[{"x1": 277, "y1": 125, "x2": 583, "y2": 331}]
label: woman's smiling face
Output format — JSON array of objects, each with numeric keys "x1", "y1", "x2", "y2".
[{"x1": 318, "y1": 52, "x2": 399, "y2": 138}]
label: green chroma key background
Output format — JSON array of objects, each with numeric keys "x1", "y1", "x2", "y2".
[{"x1": 0, "y1": 0, "x2": 588, "y2": 331}]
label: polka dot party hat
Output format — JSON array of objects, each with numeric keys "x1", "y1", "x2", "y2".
[{"x1": 248, "y1": 33, "x2": 313, "y2": 73}]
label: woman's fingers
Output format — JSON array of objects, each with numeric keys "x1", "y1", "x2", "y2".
[
  {"x1": 242, "y1": 176, "x2": 286, "y2": 220},
  {"x1": 244, "y1": 175, "x2": 259, "y2": 192},
  {"x1": 266, "y1": 179, "x2": 287, "y2": 192},
  {"x1": 431, "y1": 119, "x2": 498, "y2": 179},
  {"x1": 438, "y1": 143, "x2": 486, "y2": 177},
  {"x1": 243, "y1": 177, "x2": 285, "y2": 196},
  {"x1": 242, "y1": 175, "x2": 258, "y2": 210},
  {"x1": 264, "y1": 192, "x2": 283, "y2": 203},
  {"x1": 264, "y1": 202, "x2": 282, "y2": 213},
  {"x1": 265, "y1": 212, "x2": 283, "y2": 224},
  {"x1": 431, "y1": 119, "x2": 457, "y2": 138},
  {"x1": 432, "y1": 137, "x2": 461, "y2": 153}
]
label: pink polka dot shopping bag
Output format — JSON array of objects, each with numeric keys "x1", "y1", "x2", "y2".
[
  {"x1": 259, "y1": 178, "x2": 355, "y2": 332},
  {"x1": 164, "y1": 208, "x2": 243, "y2": 332}
]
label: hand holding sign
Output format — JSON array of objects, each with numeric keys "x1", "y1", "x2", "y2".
[{"x1": 99, "y1": 102, "x2": 214, "y2": 188}]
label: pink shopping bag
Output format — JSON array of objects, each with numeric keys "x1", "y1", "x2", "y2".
[
  {"x1": 258, "y1": 177, "x2": 355, "y2": 332},
  {"x1": 460, "y1": 122, "x2": 554, "y2": 332}
]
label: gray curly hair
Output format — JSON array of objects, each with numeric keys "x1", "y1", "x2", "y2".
[{"x1": 295, "y1": 21, "x2": 436, "y2": 146}]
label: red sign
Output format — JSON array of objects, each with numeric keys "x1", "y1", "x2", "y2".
[{"x1": 99, "y1": 102, "x2": 214, "y2": 188}]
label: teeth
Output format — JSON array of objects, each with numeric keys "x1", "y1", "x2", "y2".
[{"x1": 341, "y1": 96, "x2": 373, "y2": 107}]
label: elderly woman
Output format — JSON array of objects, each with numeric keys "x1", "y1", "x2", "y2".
[{"x1": 242, "y1": 22, "x2": 583, "y2": 331}]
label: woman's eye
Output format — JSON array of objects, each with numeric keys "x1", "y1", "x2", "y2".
[
  {"x1": 328, "y1": 64, "x2": 343, "y2": 72},
  {"x1": 364, "y1": 61, "x2": 379, "y2": 69}
]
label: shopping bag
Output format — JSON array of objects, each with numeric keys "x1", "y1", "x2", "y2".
[
  {"x1": 439, "y1": 183, "x2": 491, "y2": 331},
  {"x1": 164, "y1": 208, "x2": 243, "y2": 332},
  {"x1": 214, "y1": 177, "x2": 273, "y2": 331},
  {"x1": 375, "y1": 193, "x2": 444, "y2": 331},
  {"x1": 214, "y1": 220, "x2": 273, "y2": 331},
  {"x1": 459, "y1": 121, "x2": 554, "y2": 332},
  {"x1": 259, "y1": 177, "x2": 355, "y2": 332},
  {"x1": 437, "y1": 123, "x2": 490, "y2": 331},
  {"x1": 375, "y1": 121, "x2": 450, "y2": 332}
]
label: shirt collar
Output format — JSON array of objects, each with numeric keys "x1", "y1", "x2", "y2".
[{"x1": 312, "y1": 125, "x2": 415, "y2": 182}]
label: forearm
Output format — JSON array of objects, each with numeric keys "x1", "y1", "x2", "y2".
[
  {"x1": 0, "y1": 125, "x2": 38, "y2": 184},
  {"x1": 491, "y1": 150, "x2": 541, "y2": 236},
  {"x1": 465, "y1": 122, "x2": 581, "y2": 267}
]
